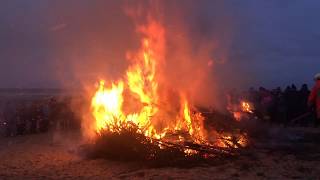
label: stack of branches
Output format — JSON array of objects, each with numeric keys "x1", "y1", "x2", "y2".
[{"x1": 81, "y1": 124, "x2": 246, "y2": 167}]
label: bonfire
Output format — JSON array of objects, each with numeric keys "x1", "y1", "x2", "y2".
[{"x1": 82, "y1": 14, "x2": 248, "y2": 164}]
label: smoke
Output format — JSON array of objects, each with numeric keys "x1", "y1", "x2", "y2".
[
  {"x1": 1, "y1": 1, "x2": 319, "y2": 90},
  {"x1": 159, "y1": 0, "x2": 234, "y2": 108},
  {"x1": 47, "y1": 0, "x2": 248, "y2": 110},
  {"x1": 123, "y1": 0, "x2": 238, "y2": 109},
  {"x1": 47, "y1": 0, "x2": 134, "y2": 90}
]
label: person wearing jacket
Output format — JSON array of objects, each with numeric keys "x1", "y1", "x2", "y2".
[{"x1": 308, "y1": 73, "x2": 320, "y2": 127}]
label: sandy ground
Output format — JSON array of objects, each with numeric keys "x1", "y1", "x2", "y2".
[{"x1": 0, "y1": 128, "x2": 320, "y2": 180}]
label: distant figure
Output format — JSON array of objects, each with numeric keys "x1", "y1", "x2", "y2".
[
  {"x1": 48, "y1": 98, "x2": 63, "y2": 144},
  {"x1": 4, "y1": 102, "x2": 16, "y2": 137},
  {"x1": 16, "y1": 103, "x2": 26, "y2": 135},
  {"x1": 308, "y1": 73, "x2": 320, "y2": 127},
  {"x1": 39, "y1": 101, "x2": 50, "y2": 132},
  {"x1": 299, "y1": 84, "x2": 310, "y2": 113},
  {"x1": 259, "y1": 87, "x2": 274, "y2": 121},
  {"x1": 29, "y1": 102, "x2": 39, "y2": 133},
  {"x1": 284, "y1": 84, "x2": 299, "y2": 124}
]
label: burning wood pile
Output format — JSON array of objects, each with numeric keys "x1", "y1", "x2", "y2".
[
  {"x1": 81, "y1": 15, "x2": 248, "y2": 165},
  {"x1": 83, "y1": 124, "x2": 246, "y2": 166}
]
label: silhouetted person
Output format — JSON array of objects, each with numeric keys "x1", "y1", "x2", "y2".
[
  {"x1": 29, "y1": 103, "x2": 38, "y2": 133},
  {"x1": 258, "y1": 87, "x2": 274, "y2": 121},
  {"x1": 308, "y1": 73, "x2": 320, "y2": 127},
  {"x1": 284, "y1": 84, "x2": 299, "y2": 124},
  {"x1": 248, "y1": 87, "x2": 259, "y2": 106},
  {"x1": 276, "y1": 93, "x2": 287, "y2": 125},
  {"x1": 16, "y1": 104, "x2": 26, "y2": 135},
  {"x1": 4, "y1": 102, "x2": 16, "y2": 137},
  {"x1": 299, "y1": 84, "x2": 310, "y2": 113},
  {"x1": 291, "y1": 83, "x2": 300, "y2": 118},
  {"x1": 39, "y1": 101, "x2": 50, "y2": 132}
]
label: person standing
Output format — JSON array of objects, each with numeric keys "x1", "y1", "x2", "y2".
[
  {"x1": 308, "y1": 73, "x2": 320, "y2": 127},
  {"x1": 4, "y1": 102, "x2": 16, "y2": 137}
]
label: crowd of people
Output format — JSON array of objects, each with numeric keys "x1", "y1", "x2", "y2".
[
  {"x1": 238, "y1": 84, "x2": 311, "y2": 124},
  {"x1": 0, "y1": 97, "x2": 79, "y2": 137},
  {"x1": 230, "y1": 73, "x2": 320, "y2": 127},
  {"x1": 1, "y1": 74, "x2": 320, "y2": 138}
]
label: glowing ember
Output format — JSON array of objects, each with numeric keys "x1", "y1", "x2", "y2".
[
  {"x1": 184, "y1": 149, "x2": 199, "y2": 156},
  {"x1": 231, "y1": 101, "x2": 254, "y2": 121},
  {"x1": 241, "y1": 101, "x2": 254, "y2": 113},
  {"x1": 218, "y1": 134, "x2": 248, "y2": 148},
  {"x1": 233, "y1": 112, "x2": 242, "y2": 122}
]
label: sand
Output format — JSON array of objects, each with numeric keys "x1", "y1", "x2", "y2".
[{"x1": 0, "y1": 128, "x2": 319, "y2": 180}]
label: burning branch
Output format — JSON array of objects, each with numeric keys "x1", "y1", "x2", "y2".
[{"x1": 82, "y1": 122, "x2": 245, "y2": 166}]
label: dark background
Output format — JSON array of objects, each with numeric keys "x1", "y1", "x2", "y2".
[{"x1": 0, "y1": 0, "x2": 319, "y2": 89}]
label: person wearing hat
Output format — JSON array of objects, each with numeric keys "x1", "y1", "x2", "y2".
[{"x1": 308, "y1": 73, "x2": 320, "y2": 127}]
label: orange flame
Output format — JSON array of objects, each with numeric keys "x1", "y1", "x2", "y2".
[
  {"x1": 241, "y1": 101, "x2": 253, "y2": 113},
  {"x1": 90, "y1": 18, "x2": 207, "y2": 144},
  {"x1": 231, "y1": 101, "x2": 254, "y2": 121},
  {"x1": 89, "y1": 15, "x2": 247, "y2": 152}
]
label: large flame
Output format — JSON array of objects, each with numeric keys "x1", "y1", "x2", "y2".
[
  {"x1": 90, "y1": 18, "x2": 206, "y2": 143},
  {"x1": 89, "y1": 15, "x2": 248, "y2": 151}
]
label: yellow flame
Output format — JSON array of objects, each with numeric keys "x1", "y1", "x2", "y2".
[
  {"x1": 91, "y1": 80, "x2": 124, "y2": 133},
  {"x1": 183, "y1": 99, "x2": 194, "y2": 136}
]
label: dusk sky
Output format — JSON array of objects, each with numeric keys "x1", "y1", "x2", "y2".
[{"x1": 0, "y1": 0, "x2": 319, "y2": 89}]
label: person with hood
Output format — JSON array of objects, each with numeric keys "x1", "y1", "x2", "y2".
[{"x1": 308, "y1": 73, "x2": 320, "y2": 127}]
